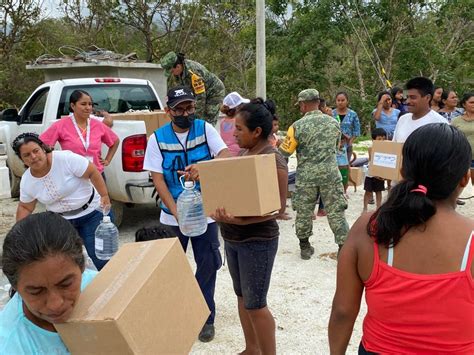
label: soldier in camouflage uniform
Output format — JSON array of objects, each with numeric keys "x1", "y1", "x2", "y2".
[
  {"x1": 160, "y1": 52, "x2": 225, "y2": 125},
  {"x1": 279, "y1": 89, "x2": 349, "y2": 260}
]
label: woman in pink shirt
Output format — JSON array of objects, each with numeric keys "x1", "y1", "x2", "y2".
[
  {"x1": 220, "y1": 92, "x2": 250, "y2": 156},
  {"x1": 40, "y1": 90, "x2": 119, "y2": 175},
  {"x1": 329, "y1": 123, "x2": 474, "y2": 354}
]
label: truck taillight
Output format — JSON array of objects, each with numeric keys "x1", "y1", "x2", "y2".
[
  {"x1": 122, "y1": 135, "x2": 147, "y2": 172},
  {"x1": 95, "y1": 78, "x2": 121, "y2": 83}
]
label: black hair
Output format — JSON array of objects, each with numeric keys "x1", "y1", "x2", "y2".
[
  {"x1": 439, "y1": 89, "x2": 456, "y2": 109},
  {"x1": 320, "y1": 98, "x2": 326, "y2": 107},
  {"x1": 405, "y1": 77, "x2": 434, "y2": 98},
  {"x1": 367, "y1": 123, "x2": 471, "y2": 247},
  {"x1": 2, "y1": 212, "x2": 85, "y2": 297},
  {"x1": 377, "y1": 91, "x2": 392, "y2": 102},
  {"x1": 335, "y1": 91, "x2": 349, "y2": 101},
  {"x1": 174, "y1": 52, "x2": 185, "y2": 67},
  {"x1": 238, "y1": 98, "x2": 275, "y2": 139},
  {"x1": 460, "y1": 92, "x2": 474, "y2": 107},
  {"x1": 11, "y1": 132, "x2": 52, "y2": 159},
  {"x1": 69, "y1": 90, "x2": 92, "y2": 112},
  {"x1": 390, "y1": 87, "x2": 403, "y2": 100},
  {"x1": 220, "y1": 105, "x2": 238, "y2": 118},
  {"x1": 371, "y1": 128, "x2": 387, "y2": 140}
]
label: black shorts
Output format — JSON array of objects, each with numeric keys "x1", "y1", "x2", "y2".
[
  {"x1": 364, "y1": 176, "x2": 385, "y2": 192},
  {"x1": 225, "y1": 238, "x2": 278, "y2": 309}
]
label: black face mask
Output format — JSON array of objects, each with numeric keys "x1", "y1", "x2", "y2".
[{"x1": 172, "y1": 114, "x2": 195, "y2": 129}]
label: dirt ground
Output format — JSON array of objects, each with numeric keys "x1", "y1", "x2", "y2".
[{"x1": 1, "y1": 180, "x2": 473, "y2": 353}]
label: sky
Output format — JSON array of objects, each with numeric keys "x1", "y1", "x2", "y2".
[{"x1": 42, "y1": 0, "x2": 62, "y2": 18}]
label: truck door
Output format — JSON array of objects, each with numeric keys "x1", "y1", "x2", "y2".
[{"x1": 9, "y1": 87, "x2": 50, "y2": 177}]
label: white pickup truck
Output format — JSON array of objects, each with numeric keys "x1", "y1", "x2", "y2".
[{"x1": 0, "y1": 77, "x2": 164, "y2": 225}]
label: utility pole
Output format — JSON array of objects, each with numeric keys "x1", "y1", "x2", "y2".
[{"x1": 256, "y1": 0, "x2": 266, "y2": 99}]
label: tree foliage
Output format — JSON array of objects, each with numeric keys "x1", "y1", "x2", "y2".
[{"x1": 1, "y1": 0, "x2": 472, "y2": 132}]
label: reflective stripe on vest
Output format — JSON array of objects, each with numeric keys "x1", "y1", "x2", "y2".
[{"x1": 155, "y1": 119, "x2": 211, "y2": 214}]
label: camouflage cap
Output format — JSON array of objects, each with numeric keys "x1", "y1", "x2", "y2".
[
  {"x1": 160, "y1": 51, "x2": 178, "y2": 77},
  {"x1": 295, "y1": 89, "x2": 320, "y2": 105}
]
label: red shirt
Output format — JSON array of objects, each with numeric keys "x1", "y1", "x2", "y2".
[{"x1": 362, "y1": 233, "x2": 474, "y2": 354}]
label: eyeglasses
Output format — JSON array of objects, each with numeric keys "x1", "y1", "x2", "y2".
[{"x1": 171, "y1": 106, "x2": 196, "y2": 116}]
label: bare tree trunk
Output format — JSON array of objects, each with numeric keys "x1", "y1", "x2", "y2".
[{"x1": 353, "y1": 49, "x2": 367, "y2": 102}]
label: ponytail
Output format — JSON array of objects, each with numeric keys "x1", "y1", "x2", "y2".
[
  {"x1": 367, "y1": 123, "x2": 471, "y2": 247},
  {"x1": 368, "y1": 181, "x2": 436, "y2": 247}
]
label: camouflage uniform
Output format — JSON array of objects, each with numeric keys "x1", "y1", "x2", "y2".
[
  {"x1": 160, "y1": 52, "x2": 225, "y2": 125},
  {"x1": 279, "y1": 89, "x2": 349, "y2": 247}
]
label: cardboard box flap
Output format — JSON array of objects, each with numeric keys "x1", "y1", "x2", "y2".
[
  {"x1": 117, "y1": 243, "x2": 210, "y2": 353},
  {"x1": 68, "y1": 239, "x2": 176, "y2": 321},
  {"x1": 56, "y1": 320, "x2": 134, "y2": 354}
]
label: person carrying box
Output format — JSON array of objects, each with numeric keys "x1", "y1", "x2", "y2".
[
  {"x1": 143, "y1": 86, "x2": 231, "y2": 342},
  {"x1": 211, "y1": 98, "x2": 288, "y2": 355},
  {"x1": 363, "y1": 128, "x2": 387, "y2": 212}
]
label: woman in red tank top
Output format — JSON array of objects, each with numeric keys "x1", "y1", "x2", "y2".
[{"x1": 329, "y1": 123, "x2": 474, "y2": 354}]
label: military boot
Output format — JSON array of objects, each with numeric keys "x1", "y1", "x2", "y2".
[{"x1": 299, "y1": 238, "x2": 314, "y2": 260}]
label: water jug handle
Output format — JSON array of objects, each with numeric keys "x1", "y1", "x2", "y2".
[{"x1": 179, "y1": 175, "x2": 195, "y2": 190}]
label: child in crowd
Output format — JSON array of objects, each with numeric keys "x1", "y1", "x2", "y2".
[
  {"x1": 268, "y1": 107, "x2": 281, "y2": 148},
  {"x1": 337, "y1": 135, "x2": 350, "y2": 195},
  {"x1": 220, "y1": 92, "x2": 250, "y2": 156},
  {"x1": 390, "y1": 87, "x2": 408, "y2": 117},
  {"x1": 320, "y1": 98, "x2": 333, "y2": 116},
  {"x1": 363, "y1": 128, "x2": 387, "y2": 212}
]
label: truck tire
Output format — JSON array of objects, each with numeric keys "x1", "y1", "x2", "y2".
[
  {"x1": 8, "y1": 164, "x2": 20, "y2": 198},
  {"x1": 111, "y1": 200, "x2": 124, "y2": 227}
]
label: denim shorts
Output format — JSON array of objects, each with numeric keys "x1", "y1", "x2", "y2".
[{"x1": 225, "y1": 238, "x2": 278, "y2": 310}]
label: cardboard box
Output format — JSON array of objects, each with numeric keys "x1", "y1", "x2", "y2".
[
  {"x1": 111, "y1": 111, "x2": 170, "y2": 137},
  {"x1": 55, "y1": 239, "x2": 209, "y2": 354},
  {"x1": 349, "y1": 167, "x2": 364, "y2": 186},
  {"x1": 368, "y1": 140, "x2": 404, "y2": 181},
  {"x1": 198, "y1": 154, "x2": 281, "y2": 217}
]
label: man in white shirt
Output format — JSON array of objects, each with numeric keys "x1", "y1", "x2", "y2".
[
  {"x1": 143, "y1": 86, "x2": 230, "y2": 343},
  {"x1": 393, "y1": 77, "x2": 447, "y2": 143}
]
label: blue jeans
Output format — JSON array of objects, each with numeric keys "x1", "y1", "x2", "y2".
[
  {"x1": 225, "y1": 238, "x2": 278, "y2": 309},
  {"x1": 171, "y1": 222, "x2": 221, "y2": 325},
  {"x1": 68, "y1": 209, "x2": 114, "y2": 271}
]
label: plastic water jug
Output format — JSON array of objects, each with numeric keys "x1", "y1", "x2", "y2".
[
  {"x1": 363, "y1": 164, "x2": 369, "y2": 178},
  {"x1": 94, "y1": 215, "x2": 119, "y2": 260},
  {"x1": 177, "y1": 180, "x2": 208, "y2": 237}
]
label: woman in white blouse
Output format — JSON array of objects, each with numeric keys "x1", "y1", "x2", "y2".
[{"x1": 12, "y1": 132, "x2": 112, "y2": 270}]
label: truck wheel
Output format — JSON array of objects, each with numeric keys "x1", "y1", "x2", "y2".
[
  {"x1": 111, "y1": 200, "x2": 124, "y2": 227},
  {"x1": 8, "y1": 164, "x2": 20, "y2": 198}
]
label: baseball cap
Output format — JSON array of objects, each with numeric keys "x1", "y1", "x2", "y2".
[
  {"x1": 166, "y1": 86, "x2": 196, "y2": 109},
  {"x1": 160, "y1": 51, "x2": 178, "y2": 77},
  {"x1": 295, "y1": 89, "x2": 320, "y2": 105},
  {"x1": 223, "y1": 92, "x2": 250, "y2": 109}
]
